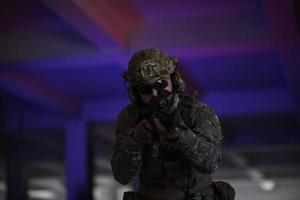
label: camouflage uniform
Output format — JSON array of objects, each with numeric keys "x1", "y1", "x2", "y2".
[{"x1": 111, "y1": 49, "x2": 225, "y2": 200}]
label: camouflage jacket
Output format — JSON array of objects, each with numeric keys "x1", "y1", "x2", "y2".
[{"x1": 111, "y1": 95, "x2": 223, "y2": 200}]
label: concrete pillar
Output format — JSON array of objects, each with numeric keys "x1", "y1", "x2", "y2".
[
  {"x1": 2, "y1": 92, "x2": 28, "y2": 199},
  {"x1": 65, "y1": 120, "x2": 93, "y2": 200},
  {"x1": 0, "y1": 95, "x2": 4, "y2": 134},
  {"x1": 6, "y1": 138, "x2": 28, "y2": 200}
]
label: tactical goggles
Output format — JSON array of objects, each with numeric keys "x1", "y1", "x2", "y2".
[{"x1": 137, "y1": 79, "x2": 169, "y2": 95}]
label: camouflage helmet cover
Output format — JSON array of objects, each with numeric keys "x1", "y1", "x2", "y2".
[{"x1": 123, "y1": 48, "x2": 179, "y2": 85}]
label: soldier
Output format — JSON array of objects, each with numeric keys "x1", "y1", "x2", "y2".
[{"x1": 111, "y1": 48, "x2": 235, "y2": 200}]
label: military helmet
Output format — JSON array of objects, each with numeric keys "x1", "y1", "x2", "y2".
[
  {"x1": 123, "y1": 48, "x2": 179, "y2": 86},
  {"x1": 123, "y1": 48, "x2": 185, "y2": 105}
]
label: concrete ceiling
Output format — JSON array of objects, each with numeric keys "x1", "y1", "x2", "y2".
[
  {"x1": 1, "y1": 1, "x2": 300, "y2": 199},
  {"x1": 1, "y1": 0, "x2": 299, "y2": 120}
]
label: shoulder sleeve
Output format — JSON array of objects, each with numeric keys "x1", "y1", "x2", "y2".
[
  {"x1": 190, "y1": 101, "x2": 223, "y2": 144},
  {"x1": 111, "y1": 104, "x2": 144, "y2": 184},
  {"x1": 176, "y1": 99, "x2": 223, "y2": 173}
]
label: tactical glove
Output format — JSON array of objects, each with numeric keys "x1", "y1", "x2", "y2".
[
  {"x1": 159, "y1": 111, "x2": 188, "y2": 143},
  {"x1": 130, "y1": 119, "x2": 153, "y2": 144},
  {"x1": 168, "y1": 110, "x2": 186, "y2": 129}
]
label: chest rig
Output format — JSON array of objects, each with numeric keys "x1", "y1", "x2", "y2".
[{"x1": 137, "y1": 96, "x2": 212, "y2": 197}]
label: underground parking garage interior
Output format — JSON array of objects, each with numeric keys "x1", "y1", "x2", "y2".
[{"x1": 1, "y1": 0, "x2": 300, "y2": 199}]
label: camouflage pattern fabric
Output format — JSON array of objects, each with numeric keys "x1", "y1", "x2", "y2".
[{"x1": 111, "y1": 95, "x2": 223, "y2": 200}]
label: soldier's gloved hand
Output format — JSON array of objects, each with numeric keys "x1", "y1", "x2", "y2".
[
  {"x1": 130, "y1": 119, "x2": 153, "y2": 144},
  {"x1": 168, "y1": 110, "x2": 187, "y2": 129},
  {"x1": 156, "y1": 109, "x2": 186, "y2": 129},
  {"x1": 161, "y1": 111, "x2": 188, "y2": 143}
]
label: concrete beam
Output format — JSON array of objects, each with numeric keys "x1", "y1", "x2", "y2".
[
  {"x1": 42, "y1": 0, "x2": 143, "y2": 48},
  {"x1": 202, "y1": 86, "x2": 296, "y2": 117},
  {"x1": 0, "y1": 69, "x2": 81, "y2": 115},
  {"x1": 7, "y1": 41, "x2": 278, "y2": 70}
]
